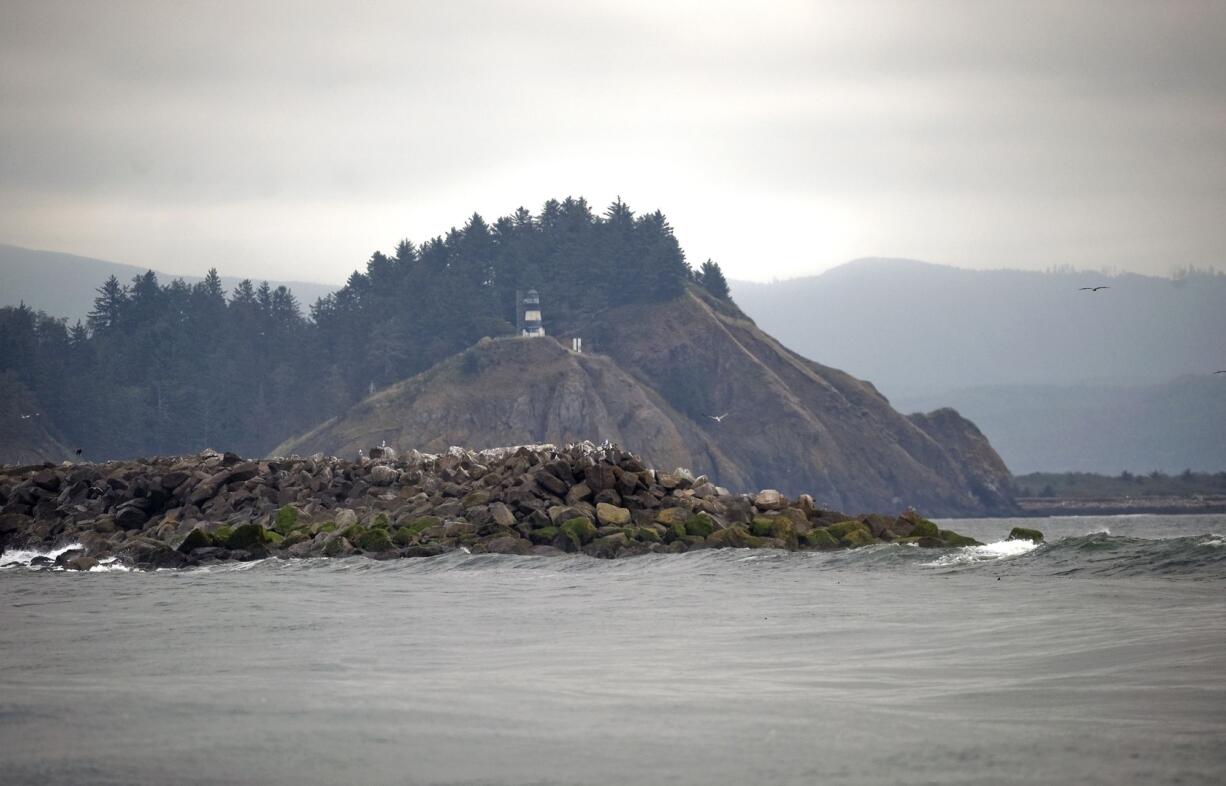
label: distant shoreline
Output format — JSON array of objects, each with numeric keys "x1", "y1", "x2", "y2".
[{"x1": 1015, "y1": 496, "x2": 1226, "y2": 517}]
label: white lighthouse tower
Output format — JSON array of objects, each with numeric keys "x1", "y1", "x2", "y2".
[{"x1": 516, "y1": 289, "x2": 545, "y2": 337}]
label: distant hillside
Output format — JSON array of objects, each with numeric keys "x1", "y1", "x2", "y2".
[
  {"x1": 893, "y1": 376, "x2": 1226, "y2": 474},
  {"x1": 0, "y1": 372, "x2": 71, "y2": 465},
  {"x1": 731, "y1": 259, "x2": 1226, "y2": 396},
  {"x1": 731, "y1": 259, "x2": 1226, "y2": 473},
  {"x1": 0, "y1": 243, "x2": 338, "y2": 321},
  {"x1": 277, "y1": 287, "x2": 1016, "y2": 516}
]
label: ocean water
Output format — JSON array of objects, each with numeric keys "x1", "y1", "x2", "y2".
[{"x1": 2, "y1": 514, "x2": 1225, "y2": 785}]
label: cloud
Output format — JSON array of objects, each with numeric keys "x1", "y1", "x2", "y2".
[{"x1": 1, "y1": 0, "x2": 1223, "y2": 282}]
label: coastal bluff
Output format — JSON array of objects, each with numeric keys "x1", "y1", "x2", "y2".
[{"x1": 0, "y1": 443, "x2": 998, "y2": 571}]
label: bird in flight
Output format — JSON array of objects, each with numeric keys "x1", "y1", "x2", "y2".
[
  {"x1": 708, "y1": 412, "x2": 731, "y2": 423},
  {"x1": 1215, "y1": 370, "x2": 1226, "y2": 375},
  {"x1": 19, "y1": 413, "x2": 39, "y2": 419},
  {"x1": 1078, "y1": 286, "x2": 1110, "y2": 292}
]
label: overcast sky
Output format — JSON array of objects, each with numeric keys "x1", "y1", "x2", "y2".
[{"x1": 2, "y1": 0, "x2": 1223, "y2": 284}]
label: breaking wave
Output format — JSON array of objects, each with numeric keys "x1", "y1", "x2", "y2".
[{"x1": 5, "y1": 532, "x2": 1225, "y2": 579}]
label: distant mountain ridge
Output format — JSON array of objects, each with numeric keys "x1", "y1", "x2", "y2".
[
  {"x1": 731, "y1": 258, "x2": 1226, "y2": 395},
  {"x1": 0, "y1": 243, "x2": 338, "y2": 320},
  {"x1": 730, "y1": 259, "x2": 1226, "y2": 473}
]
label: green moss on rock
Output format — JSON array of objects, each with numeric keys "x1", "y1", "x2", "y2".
[
  {"x1": 684, "y1": 514, "x2": 717, "y2": 538},
  {"x1": 634, "y1": 527, "x2": 662, "y2": 543},
  {"x1": 281, "y1": 530, "x2": 311, "y2": 548},
  {"x1": 1007, "y1": 527, "x2": 1045, "y2": 543},
  {"x1": 826, "y1": 520, "x2": 871, "y2": 540},
  {"x1": 273, "y1": 506, "x2": 299, "y2": 535},
  {"x1": 707, "y1": 526, "x2": 764, "y2": 549},
  {"x1": 839, "y1": 527, "x2": 876, "y2": 547},
  {"x1": 224, "y1": 523, "x2": 266, "y2": 550},
  {"x1": 803, "y1": 528, "x2": 838, "y2": 549},
  {"x1": 750, "y1": 517, "x2": 775, "y2": 537},
  {"x1": 939, "y1": 529, "x2": 983, "y2": 547},
  {"x1": 177, "y1": 528, "x2": 211, "y2": 553},
  {"x1": 560, "y1": 517, "x2": 597, "y2": 546},
  {"x1": 529, "y1": 526, "x2": 559, "y2": 545},
  {"x1": 355, "y1": 528, "x2": 394, "y2": 552},
  {"x1": 323, "y1": 536, "x2": 354, "y2": 557},
  {"x1": 405, "y1": 516, "x2": 442, "y2": 534},
  {"x1": 910, "y1": 519, "x2": 940, "y2": 538}
]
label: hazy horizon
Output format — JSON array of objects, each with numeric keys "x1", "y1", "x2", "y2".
[{"x1": 2, "y1": 1, "x2": 1224, "y2": 284}]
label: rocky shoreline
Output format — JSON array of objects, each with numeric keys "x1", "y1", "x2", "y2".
[{"x1": 0, "y1": 443, "x2": 1033, "y2": 571}]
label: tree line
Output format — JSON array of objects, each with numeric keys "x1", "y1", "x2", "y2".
[{"x1": 0, "y1": 197, "x2": 733, "y2": 460}]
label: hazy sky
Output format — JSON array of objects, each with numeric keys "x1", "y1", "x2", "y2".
[{"x1": 2, "y1": 0, "x2": 1224, "y2": 284}]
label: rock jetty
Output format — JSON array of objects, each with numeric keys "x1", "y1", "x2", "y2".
[{"x1": 0, "y1": 443, "x2": 995, "y2": 571}]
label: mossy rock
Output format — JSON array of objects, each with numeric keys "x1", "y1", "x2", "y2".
[
  {"x1": 281, "y1": 530, "x2": 311, "y2": 548},
  {"x1": 323, "y1": 536, "x2": 355, "y2": 557},
  {"x1": 826, "y1": 520, "x2": 872, "y2": 540},
  {"x1": 654, "y1": 507, "x2": 691, "y2": 526},
  {"x1": 273, "y1": 505, "x2": 299, "y2": 535},
  {"x1": 224, "y1": 523, "x2": 266, "y2": 550},
  {"x1": 839, "y1": 527, "x2": 877, "y2": 547},
  {"x1": 392, "y1": 528, "x2": 417, "y2": 547},
  {"x1": 910, "y1": 519, "x2": 940, "y2": 538},
  {"x1": 665, "y1": 522, "x2": 688, "y2": 543},
  {"x1": 340, "y1": 525, "x2": 366, "y2": 543},
  {"x1": 370, "y1": 513, "x2": 390, "y2": 529},
  {"x1": 707, "y1": 526, "x2": 764, "y2": 549},
  {"x1": 939, "y1": 529, "x2": 983, "y2": 547},
  {"x1": 1007, "y1": 527, "x2": 1045, "y2": 543},
  {"x1": 405, "y1": 516, "x2": 443, "y2": 534},
  {"x1": 212, "y1": 525, "x2": 234, "y2": 544},
  {"x1": 265, "y1": 531, "x2": 285, "y2": 546},
  {"x1": 529, "y1": 526, "x2": 559, "y2": 545},
  {"x1": 633, "y1": 527, "x2": 661, "y2": 543},
  {"x1": 802, "y1": 528, "x2": 838, "y2": 549},
  {"x1": 750, "y1": 517, "x2": 775, "y2": 538},
  {"x1": 684, "y1": 514, "x2": 718, "y2": 538},
  {"x1": 177, "y1": 527, "x2": 212, "y2": 554},
  {"x1": 560, "y1": 517, "x2": 597, "y2": 546},
  {"x1": 315, "y1": 521, "x2": 337, "y2": 534},
  {"x1": 355, "y1": 527, "x2": 394, "y2": 552}
]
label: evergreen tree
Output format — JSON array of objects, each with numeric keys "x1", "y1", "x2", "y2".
[{"x1": 697, "y1": 259, "x2": 731, "y2": 300}]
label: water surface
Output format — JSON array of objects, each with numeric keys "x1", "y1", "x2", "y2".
[{"x1": 2, "y1": 514, "x2": 1224, "y2": 785}]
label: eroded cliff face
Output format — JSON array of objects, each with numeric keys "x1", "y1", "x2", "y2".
[{"x1": 277, "y1": 287, "x2": 1017, "y2": 515}]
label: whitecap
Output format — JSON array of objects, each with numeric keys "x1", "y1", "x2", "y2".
[
  {"x1": 0, "y1": 542, "x2": 84, "y2": 570},
  {"x1": 88, "y1": 557, "x2": 131, "y2": 573},
  {"x1": 921, "y1": 538, "x2": 1039, "y2": 568}
]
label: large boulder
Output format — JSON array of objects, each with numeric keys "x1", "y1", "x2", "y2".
[
  {"x1": 753, "y1": 489, "x2": 787, "y2": 511},
  {"x1": 595, "y1": 503, "x2": 631, "y2": 526}
]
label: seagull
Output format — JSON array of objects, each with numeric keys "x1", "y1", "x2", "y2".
[
  {"x1": 708, "y1": 412, "x2": 731, "y2": 423},
  {"x1": 1078, "y1": 286, "x2": 1110, "y2": 292},
  {"x1": 19, "y1": 413, "x2": 39, "y2": 420}
]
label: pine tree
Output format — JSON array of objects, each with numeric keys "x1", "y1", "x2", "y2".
[{"x1": 698, "y1": 259, "x2": 731, "y2": 300}]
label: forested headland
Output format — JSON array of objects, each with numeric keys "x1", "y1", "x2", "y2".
[{"x1": 0, "y1": 198, "x2": 733, "y2": 460}]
